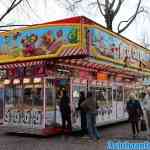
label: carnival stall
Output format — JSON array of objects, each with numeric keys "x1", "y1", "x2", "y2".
[{"x1": 0, "y1": 16, "x2": 150, "y2": 135}]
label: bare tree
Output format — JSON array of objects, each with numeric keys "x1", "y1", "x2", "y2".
[
  {"x1": 0, "y1": 0, "x2": 24, "y2": 22},
  {"x1": 117, "y1": 0, "x2": 144, "y2": 33},
  {"x1": 59, "y1": 0, "x2": 144, "y2": 33},
  {"x1": 0, "y1": 0, "x2": 26, "y2": 31},
  {"x1": 0, "y1": 0, "x2": 24, "y2": 24},
  {"x1": 140, "y1": 32, "x2": 150, "y2": 48},
  {"x1": 137, "y1": 7, "x2": 150, "y2": 48}
]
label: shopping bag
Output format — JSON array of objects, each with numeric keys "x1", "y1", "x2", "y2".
[{"x1": 140, "y1": 119, "x2": 147, "y2": 131}]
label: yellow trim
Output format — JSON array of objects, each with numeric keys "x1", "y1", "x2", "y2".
[
  {"x1": 0, "y1": 23, "x2": 82, "y2": 64},
  {"x1": 91, "y1": 48, "x2": 150, "y2": 74},
  {"x1": 82, "y1": 25, "x2": 87, "y2": 49},
  {"x1": 1, "y1": 24, "x2": 81, "y2": 36},
  {"x1": 0, "y1": 18, "x2": 150, "y2": 76},
  {"x1": 1, "y1": 20, "x2": 149, "y2": 52},
  {"x1": 80, "y1": 19, "x2": 83, "y2": 48},
  {"x1": 0, "y1": 43, "x2": 81, "y2": 64},
  {"x1": 83, "y1": 24, "x2": 150, "y2": 53},
  {"x1": 92, "y1": 47, "x2": 123, "y2": 65}
]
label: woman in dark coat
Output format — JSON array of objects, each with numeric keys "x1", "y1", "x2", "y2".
[
  {"x1": 126, "y1": 94, "x2": 143, "y2": 137},
  {"x1": 77, "y1": 91, "x2": 87, "y2": 135},
  {"x1": 59, "y1": 90, "x2": 72, "y2": 131}
]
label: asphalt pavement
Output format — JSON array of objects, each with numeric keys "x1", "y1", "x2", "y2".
[{"x1": 0, "y1": 122, "x2": 149, "y2": 150}]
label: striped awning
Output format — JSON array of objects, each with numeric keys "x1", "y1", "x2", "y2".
[
  {"x1": 0, "y1": 50, "x2": 145, "y2": 79},
  {"x1": 0, "y1": 60, "x2": 47, "y2": 69},
  {"x1": 0, "y1": 47, "x2": 88, "y2": 69},
  {"x1": 59, "y1": 47, "x2": 87, "y2": 57},
  {"x1": 57, "y1": 58, "x2": 144, "y2": 79}
]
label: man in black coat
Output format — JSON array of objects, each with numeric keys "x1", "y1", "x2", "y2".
[
  {"x1": 77, "y1": 91, "x2": 87, "y2": 135},
  {"x1": 59, "y1": 90, "x2": 72, "y2": 131},
  {"x1": 126, "y1": 94, "x2": 143, "y2": 137}
]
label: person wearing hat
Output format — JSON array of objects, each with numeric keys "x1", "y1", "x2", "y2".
[{"x1": 126, "y1": 93, "x2": 143, "y2": 137}]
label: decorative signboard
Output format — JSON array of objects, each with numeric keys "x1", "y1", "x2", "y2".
[
  {"x1": 97, "y1": 72, "x2": 108, "y2": 81},
  {"x1": 1, "y1": 65, "x2": 45, "y2": 79},
  {"x1": 87, "y1": 27, "x2": 150, "y2": 69},
  {"x1": 0, "y1": 25, "x2": 80, "y2": 62},
  {"x1": 24, "y1": 66, "x2": 34, "y2": 77},
  {"x1": 34, "y1": 65, "x2": 45, "y2": 76},
  {"x1": 7, "y1": 68, "x2": 17, "y2": 78}
]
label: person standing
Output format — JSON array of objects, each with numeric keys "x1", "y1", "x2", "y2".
[
  {"x1": 142, "y1": 88, "x2": 150, "y2": 134},
  {"x1": 126, "y1": 94, "x2": 143, "y2": 137},
  {"x1": 80, "y1": 91, "x2": 100, "y2": 141},
  {"x1": 77, "y1": 91, "x2": 87, "y2": 136},
  {"x1": 59, "y1": 90, "x2": 72, "y2": 131}
]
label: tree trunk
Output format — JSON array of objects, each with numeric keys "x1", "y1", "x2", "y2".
[
  {"x1": 105, "y1": 14, "x2": 113, "y2": 30},
  {"x1": 106, "y1": 20, "x2": 112, "y2": 30}
]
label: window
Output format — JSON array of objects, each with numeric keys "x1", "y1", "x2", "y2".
[{"x1": 23, "y1": 80, "x2": 43, "y2": 107}]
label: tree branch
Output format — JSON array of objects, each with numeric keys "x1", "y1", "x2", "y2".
[
  {"x1": 97, "y1": 0, "x2": 105, "y2": 16},
  {"x1": 117, "y1": 0, "x2": 142, "y2": 33},
  {"x1": 9, "y1": 0, "x2": 17, "y2": 9},
  {"x1": 64, "y1": 0, "x2": 83, "y2": 12},
  {"x1": 88, "y1": 2, "x2": 97, "y2": 6},
  {"x1": 73, "y1": 0, "x2": 82, "y2": 3},
  {"x1": 113, "y1": 0, "x2": 124, "y2": 18},
  {"x1": 109, "y1": 0, "x2": 116, "y2": 10},
  {"x1": 10, "y1": 0, "x2": 24, "y2": 10},
  {"x1": 118, "y1": 8, "x2": 144, "y2": 33},
  {"x1": 0, "y1": 29, "x2": 10, "y2": 31},
  {"x1": 0, "y1": 0, "x2": 23, "y2": 22},
  {"x1": 0, "y1": 24, "x2": 31, "y2": 28}
]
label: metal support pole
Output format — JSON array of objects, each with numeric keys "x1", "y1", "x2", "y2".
[{"x1": 43, "y1": 78, "x2": 46, "y2": 128}]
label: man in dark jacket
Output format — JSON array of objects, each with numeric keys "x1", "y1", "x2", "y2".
[
  {"x1": 80, "y1": 91, "x2": 100, "y2": 141},
  {"x1": 59, "y1": 90, "x2": 72, "y2": 131},
  {"x1": 77, "y1": 91, "x2": 87, "y2": 135},
  {"x1": 126, "y1": 94, "x2": 143, "y2": 137}
]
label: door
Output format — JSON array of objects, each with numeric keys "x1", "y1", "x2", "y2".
[
  {"x1": 72, "y1": 82, "x2": 87, "y2": 128},
  {"x1": 45, "y1": 78, "x2": 70, "y2": 127},
  {"x1": 45, "y1": 78, "x2": 56, "y2": 127},
  {"x1": 0, "y1": 86, "x2": 4, "y2": 122},
  {"x1": 114, "y1": 85, "x2": 124, "y2": 120}
]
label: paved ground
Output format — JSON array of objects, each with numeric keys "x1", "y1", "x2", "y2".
[{"x1": 0, "y1": 123, "x2": 149, "y2": 150}]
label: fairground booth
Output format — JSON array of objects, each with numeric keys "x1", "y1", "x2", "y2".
[{"x1": 0, "y1": 16, "x2": 150, "y2": 135}]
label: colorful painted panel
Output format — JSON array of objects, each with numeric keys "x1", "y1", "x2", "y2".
[
  {"x1": 0, "y1": 25, "x2": 80, "y2": 60},
  {"x1": 87, "y1": 27, "x2": 150, "y2": 68}
]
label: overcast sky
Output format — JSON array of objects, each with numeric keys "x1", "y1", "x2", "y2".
[{"x1": 0, "y1": 0, "x2": 150, "y2": 47}]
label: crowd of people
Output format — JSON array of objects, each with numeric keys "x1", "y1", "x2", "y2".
[
  {"x1": 58, "y1": 87, "x2": 150, "y2": 142},
  {"x1": 59, "y1": 90, "x2": 100, "y2": 142}
]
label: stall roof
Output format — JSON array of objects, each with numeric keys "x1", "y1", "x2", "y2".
[
  {"x1": 0, "y1": 16, "x2": 150, "y2": 76},
  {"x1": 0, "y1": 16, "x2": 90, "y2": 64}
]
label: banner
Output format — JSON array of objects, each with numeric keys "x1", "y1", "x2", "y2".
[
  {"x1": 87, "y1": 27, "x2": 150, "y2": 69},
  {"x1": 0, "y1": 25, "x2": 80, "y2": 62}
]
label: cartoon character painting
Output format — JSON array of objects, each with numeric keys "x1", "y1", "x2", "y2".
[
  {"x1": 91, "y1": 29, "x2": 120, "y2": 59},
  {"x1": 0, "y1": 26, "x2": 79, "y2": 57},
  {"x1": 41, "y1": 30, "x2": 64, "y2": 54},
  {"x1": 21, "y1": 33, "x2": 49, "y2": 56},
  {"x1": 21, "y1": 30, "x2": 65, "y2": 56}
]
